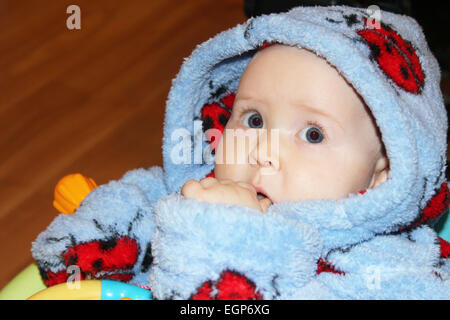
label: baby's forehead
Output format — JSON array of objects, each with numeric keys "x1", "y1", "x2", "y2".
[
  {"x1": 252, "y1": 44, "x2": 328, "y2": 65},
  {"x1": 239, "y1": 45, "x2": 370, "y2": 124}
]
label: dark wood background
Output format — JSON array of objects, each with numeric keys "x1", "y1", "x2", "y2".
[
  {"x1": 0, "y1": 0, "x2": 246, "y2": 289},
  {"x1": 1, "y1": 0, "x2": 448, "y2": 290}
]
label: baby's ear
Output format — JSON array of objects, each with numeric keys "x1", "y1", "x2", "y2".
[{"x1": 369, "y1": 155, "x2": 389, "y2": 189}]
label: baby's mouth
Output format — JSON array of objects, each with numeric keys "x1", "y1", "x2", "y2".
[
  {"x1": 256, "y1": 190, "x2": 273, "y2": 205},
  {"x1": 257, "y1": 192, "x2": 266, "y2": 200},
  {"x1": 251, "y1": 184, "x2": 273, "y2": 205}
]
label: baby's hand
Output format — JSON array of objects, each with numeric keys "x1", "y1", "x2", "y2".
[{"x1": 181, "y1": 177, "x2": 272, "y2": 212}]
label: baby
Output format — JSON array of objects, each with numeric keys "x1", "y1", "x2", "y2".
[
  {"x1": 32, "y1": 5, "x2": 450, "y2": 300},
  {"x1": 182, "y1": 44, "x2": 389, "y2": 211}
]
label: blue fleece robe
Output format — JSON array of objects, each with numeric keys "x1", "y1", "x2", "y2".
[{"x1": 32, "y1": 5, "x2": 450, "y2": 299}]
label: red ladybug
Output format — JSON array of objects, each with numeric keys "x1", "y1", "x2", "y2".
[
  {"x1": 412, "y1": 182, "x2": 449, "y2": 227},
  {"x1": 358, "y1": 18, "x2": 425, "y2": 94},
  {"x1": 191, "y1": 270, "x2": 262, "y2": 300},
  {"x1": 200, "y1": 92, "x2": 235, "y2": 153},
  {"x1": 40, "y1": 236, "x2": 139, "y2": 286}
]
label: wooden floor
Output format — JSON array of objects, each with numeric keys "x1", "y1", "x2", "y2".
[
  {"x1": 0, "y1": 0, "x2": 246, "y2": 289},
  {"x1": 1, "y1": 1, "x2": 449, "y2": 290}
]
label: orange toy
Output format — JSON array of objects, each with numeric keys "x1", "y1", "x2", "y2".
[{"x1": 53, "y1": 173, "x2": 98, "y2": 214}]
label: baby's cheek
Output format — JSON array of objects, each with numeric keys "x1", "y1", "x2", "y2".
[
  {"x1": 281, "y1": 152, "x2": 371, "y2": 201},
  {"x1": 275, "y1": 162, "x2": 328, "y2": 201},
  {"x1": 337, "y1": 151, "x2": 377, "y2": 194}
]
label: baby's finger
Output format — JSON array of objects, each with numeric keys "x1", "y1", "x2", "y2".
[
  {"x1": 259, "y1": 197, "x2": 273, "y2": 213},
  {"x1": 181, "y1": 179, "x2": 202, "y2": 198},
  {"x1": 199, "y1": 177, "x2": 219, "y2": 188}
]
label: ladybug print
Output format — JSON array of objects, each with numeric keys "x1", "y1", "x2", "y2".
[
  {"x1": 413, "y1": 182, "x2": 449, "y2": 227},
  {"x1": 397, "y1": 182, "x2": 449, "y2": 234},
  {"x1": 220, "y1": 91, "x2": 236, "y2": 110},
  {"x1": 439, "y1": 237, "x2": 450, "y2": 259},
  {"x1": 316, "y1": 258, "x2": 345, "y2": 275},
  {"x1": 200, "y1": 92, "x2": 235, "y2": 153},
  {"x1": 357, "y1": 18, "x2": 425, "y2": 94},
  {"x1": 39, "y1": 236, "x2": 139, "y2": 286},
  {"x1": 201, "y1": 102, "x2": 230, "y2": 134},
  {"x1": 190, "y1": 270, "x2": 262, "y2": 300},
  {"x1": 61, "y1": 236, "x2": 139, "y2": 280},
  {"x1": 40, "y1": 269, "x2": 71, "y2": 287},
  {"x1": 258, "y1": 41, "x2": 276, "y2": 51},
  {"x1": 205, "y1": 170, "x2": 215, "y2": 178}
]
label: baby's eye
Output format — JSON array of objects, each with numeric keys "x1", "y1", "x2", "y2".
[
  {"x1": 298, "y1": 125, "x2": 324, "y2": 143},
  {"x1": 242, "y1": 111, "x2": 263, "y2": 128}
]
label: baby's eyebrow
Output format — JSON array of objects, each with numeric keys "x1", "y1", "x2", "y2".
[
  {"x1": 295, "y1": 103, "x2": 344, "y2": 130},
  {"x1": 236, "y1": 96, "x2": 344, "y2": 130}
]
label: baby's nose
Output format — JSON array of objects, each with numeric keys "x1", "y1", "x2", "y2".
[{"x1": 249, "y1": 130, "x2": 280, "y2": 174}]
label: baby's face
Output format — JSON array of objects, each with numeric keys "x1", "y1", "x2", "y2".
[{"x1": 214, "y1": 45, "x2": 389, "y2": 203}]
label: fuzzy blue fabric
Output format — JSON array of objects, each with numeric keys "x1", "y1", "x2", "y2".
[
  {"x1": 32, "y1": 167, "x2": 167, "y2": 282},
  {"x1": 149, "y1": 193, "x2": 322, "y2": 299},
  {"x1": 32, "y1": 5, "x2": 450, "y2": 299}
]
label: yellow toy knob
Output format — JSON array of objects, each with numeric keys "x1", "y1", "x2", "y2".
[{"x1": 53, "y1": 173, "x2": 98, "y2": 214}]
